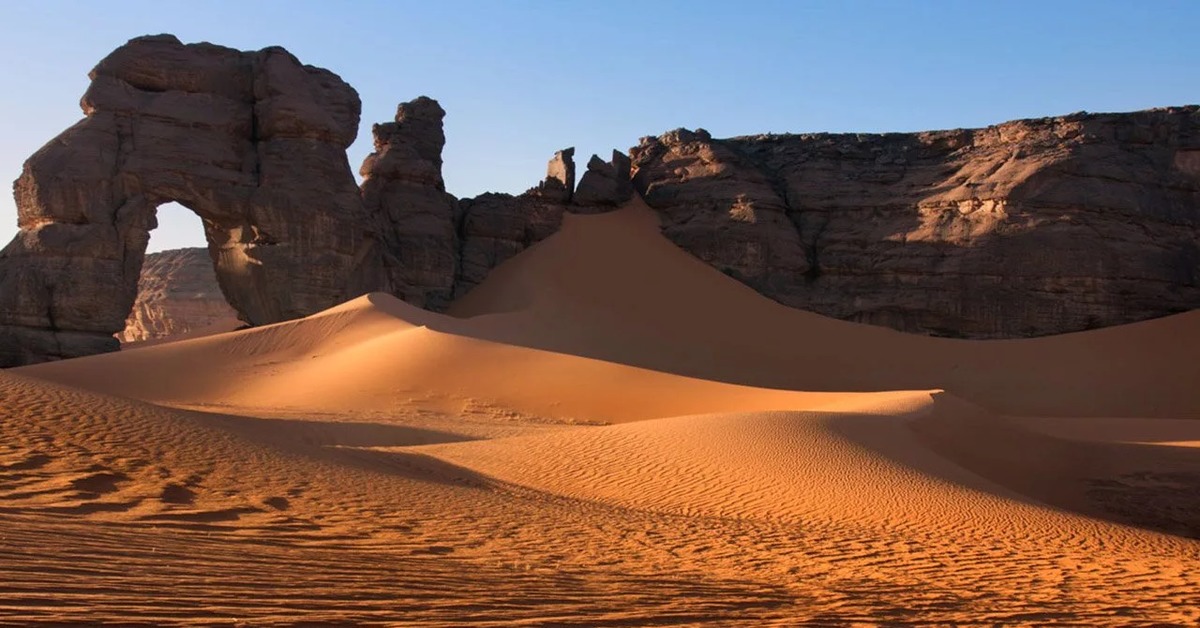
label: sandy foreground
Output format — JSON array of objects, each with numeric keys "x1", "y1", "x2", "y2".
[{"x1": 3, "y1": 201, "x2": 1199, "y2": 625}]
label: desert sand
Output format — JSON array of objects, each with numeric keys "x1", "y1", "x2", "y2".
[{"x1": 3, "y1": 200, "x2": 1198, "y2": 624}]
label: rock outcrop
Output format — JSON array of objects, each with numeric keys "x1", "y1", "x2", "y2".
[
  {"x1": 2, "y1": 33, "x2": 1197, "y2": 365},
  {"x1": 537, "y1": 148, "x2": 576, "y2": 203},
  {"x1": 455, "y1": 149, "x2": 575, "y2": 296},
  {"x1": 630, "y1": 109, "x2": 1200, "y2": 338},
  {"x1": 573, "y1": 150, "x2": 634, "y2": 209},
  {"x1": 360, "y1": 96, "x2": 460, "y2": 310},
  {"x1": 119, "y1": 248, "x2": 239, "y2": 343},
  {"x1": 0, "y1": 34, "x2": 378, "y2": 366}
]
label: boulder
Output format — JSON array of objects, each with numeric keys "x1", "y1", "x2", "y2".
[{"x1": 573, "y1": 150, "x2": 634, "y2": 209}]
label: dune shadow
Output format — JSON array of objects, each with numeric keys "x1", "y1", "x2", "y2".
[
  {"x1": 192, "y1": 411, "x2": 476, "y2": 449},
  {"x1": 172, "y1": 408, "x2": 490, "y2": 490},
  {"x1": 826, "y1": 392, "x2": 1200, "y2": 540}
]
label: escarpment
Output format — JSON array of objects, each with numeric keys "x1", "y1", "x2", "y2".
[
  {"x1": 1, "y1": 34, "x2": 1196, "y2": 366},
  {"x1": 630, "y1": 111, "x2": 1200, "y2": 337}
]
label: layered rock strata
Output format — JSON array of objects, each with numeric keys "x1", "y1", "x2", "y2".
[
  {"x1": 630, "y1": 110, "x2": 1200, "y2": 337},
  {"x1": 118, "y1": 248, "x2": 239, "y2": 343}
]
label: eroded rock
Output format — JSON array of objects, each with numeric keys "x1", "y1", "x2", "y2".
[
  {"x1": 119, "y1": 248, "x2": 240, "y2": 344},
  {"x1": 360, "y1": 96, "x2": 460, "y2": 310},
  {"x1": 3, "y1": 34, "x2": 1197, "y2": 366},
  {"x1": 630, "y1": 109, "x2": 1200, "y2": 337},
  {"x1": 573, "y1": 150, "x2": 634, "y2": 209},
  {"x1": 455, "y1": 148, "x2": 575, "y2": 296},
  {"x1": 0, "y1": 34, "x2": 377, "y2": 365}
]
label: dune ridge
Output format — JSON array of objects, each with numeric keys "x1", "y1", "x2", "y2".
[{"x1": 6, "y1": 198, "x2": 1199, "y2": 624}]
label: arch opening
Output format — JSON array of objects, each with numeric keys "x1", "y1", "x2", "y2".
[{"x1": 117, "y1": 202, "x2": 241, "y2": 346}]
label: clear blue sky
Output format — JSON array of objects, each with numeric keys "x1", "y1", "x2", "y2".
[{"x1": 1, "y1": 0, "x2": 1197, "y2": 252}]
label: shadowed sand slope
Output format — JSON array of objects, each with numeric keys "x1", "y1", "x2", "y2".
[
  {"x1": 424, "y1": 390, "x2": 1200, "y2": 539},
  {"x1": 7, "y1": 197, "x2": 1200, "y2": 623},
  {"x1": 452, "y1": 200, "x2": 1200, "y2": 418},
  {"x1": 0, "y1": 371, "x2": 821, "y2": 624}
]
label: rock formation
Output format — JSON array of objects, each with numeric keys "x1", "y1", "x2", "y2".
[
  {"x1": 630, "y1": 109, "x2": 1200, "y2": 337},
  {"x1": 573, "y1": 150, "x2": 634, "y2": 209},
  {"x1": 2, "y1": 33, "x2": 1197, "y2": 365},
  {"x1": 360, "y1": 96, "x2": 460, "y2": 310},
  {"x1": 119, "y1": 248, "x2": 239, "y2": 344},
  {"x1": 537, "y1": 148, "x2": 576, "y2": 203},
  {"x1": 455, "y1": 150, "x2": 575, "y2": 296},
  {"x1": 0, "y1": 34, "x2": 379, "y2": 366}
]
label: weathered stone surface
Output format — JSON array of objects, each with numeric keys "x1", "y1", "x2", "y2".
[
  {"x1": 631, "y1": 109, "x2": 1200, "y2": 337},
  {"x1": 452, "y1": 147, "x2": 579, "y2": 297},
  {"x1": 360, "y1": 96, "x2": 460, "y2": 310},
  {"x1": 455, "y1": 191, "x2": 566, "y2": 296},
  {"x1": 0, "y1": 34, "x2": 379, "y2": 366},
  {"x1": 119, "y1": 248, "x2": 240, "y2": 344},
  {"x1": 454, "y1": 169, "x2": 570, "y2": 297},
  {"x1": 535, "y1": 147, "x2": 576, "y2": 203},
  {"x1": 573, "y1": 150, "x2": 634, "y2": 209},
  {"x1": 4, "y1": 34, "x2": 1198, "y2": 365}
]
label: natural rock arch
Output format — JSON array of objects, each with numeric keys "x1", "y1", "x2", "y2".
[
  {"x1": 0, "y1": 35, "x2": 578, "y2": 367},
  {"x1": 0, "y1": 35, "x2": 380, "y2": 365}
]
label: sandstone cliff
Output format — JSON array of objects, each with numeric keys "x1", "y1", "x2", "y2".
[
  {"x1": 630, "y1": 109, "x2": 1200, "y2": 337},
  {"x1": 1, "y1": 34, "x2": 1196, "y2": 366},
  {"x1": 119, "y1": 248, "x2": 239, "y2": 344}
]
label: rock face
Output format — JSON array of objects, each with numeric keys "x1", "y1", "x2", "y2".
[
  {"x1": 119, "y1": 248, "x2": 239, "y2": 343},
  {"x1": 360, "y1": 96, "x2": 460, "y2": 310},
  {"x1": 455, "y1": 149, "x2": 575, "y2": 296},
  {"x1": 574, "y1": 150, "x2": 634, "y2": 209},
  {"x1": 0, "y1": 32, "x2": 580, "y2": 367},
  {"x1": 631, "y1": 109, "x2": 1200, "y2": 338},
  {"x1": 2, "y1": 34, "x2": 1197, "y2": 365},
  {"x1": 538, "y1": 148, "x2": 576, "y2": 203},
  {"x1": 0, "y1": 34, "x2": 379, "y2": 366}
]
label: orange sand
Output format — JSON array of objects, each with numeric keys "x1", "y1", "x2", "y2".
[{"x1": 4, "y1": 200, "x2": 1198, "y2": 624}]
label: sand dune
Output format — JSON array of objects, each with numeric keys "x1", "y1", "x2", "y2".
[
  {"x1": 119, "y1": 316, "x2": 243, "y2": 349},
  {"x1": 6, "y1": 198, "x2": 1200, "y2": 623},
  {"x1": 25, "y1": 292, "x2": 851, "y2": 423},
  {"x1": 423, "y1": 389, "x2": 1200, "y2": 541},
  {"x1": 24, "y1": 200, "x2": 1199, "y2": 419},
  {"x1": 452, "y1": 201, "x2": 1200, "y2": 418},
  {"x1": 4, "y1": 367, "x2": 1198, "y2": 624}
]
